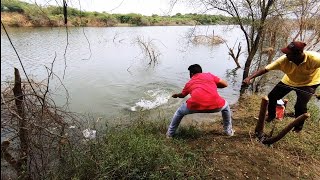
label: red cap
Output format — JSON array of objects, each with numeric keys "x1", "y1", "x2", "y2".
[{"x1": 281, "y1": 41, "x2": 306, "y2": 54}]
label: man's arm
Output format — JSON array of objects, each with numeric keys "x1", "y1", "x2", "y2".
[
  {"x1": 217, "y1": 79, "x2": 228, "y2": 88},
  {"x1": 172, "y1": 93, "x2": 187, "y2": 98},
  {"x1": 242, "y1": 68, "x2": 269, "y2": 85}
]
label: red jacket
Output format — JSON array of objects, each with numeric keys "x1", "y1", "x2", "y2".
[{"x1": 181, "y1": 73, "x2": 225, "y2": 110}]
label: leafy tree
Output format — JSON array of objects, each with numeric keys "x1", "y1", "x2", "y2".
[
  {"x1": 116, "y1": 14, "x2": 131, "y2": 23},
  {"x1": 96, "y1": 14, "x2": 119, "y2": 26}
]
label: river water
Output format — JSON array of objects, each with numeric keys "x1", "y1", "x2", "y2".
[{"x1": 1, "y1": 25, "x2": 245, "y2": 119}]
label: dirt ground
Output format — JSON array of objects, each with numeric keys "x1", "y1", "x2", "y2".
[{"x1": 175, "y1": 95, "x2": 320, "y2": 179}]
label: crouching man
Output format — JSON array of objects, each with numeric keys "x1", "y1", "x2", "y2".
[{"x1": 167, "y1": 64, "x2": 234, "y2": 138}]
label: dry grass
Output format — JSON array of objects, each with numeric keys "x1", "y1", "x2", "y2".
[
  {"x1": 172, "y1": 94, "x2": 320, "y2": 179},
  {"x1": 1, "y1": 12, "x2": 32, "y2": 27}
]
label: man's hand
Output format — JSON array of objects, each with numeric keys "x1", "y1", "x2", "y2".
[
  {"x1": 242, "y1": 68, "x2": 268, "y2": 86},
  {"x1": 242, "y1": 77, "x2": 251, "y2": 86},
  {"x1": 172, "y1": 93, "x2": 187, "y2": 98},
  {"x1": 172, "y1": 94, "x2": 179, "y2": 98},
  {"x1": 172, "y1": 93, "x2": 186, "y2": 98}
]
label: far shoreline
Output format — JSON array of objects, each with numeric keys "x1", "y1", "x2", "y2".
[{"x1": 1, "y1": 12, "x2": 231, "y2": 28}]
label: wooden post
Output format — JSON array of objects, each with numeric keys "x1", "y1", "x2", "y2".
[
  {"x1": 12, "y1": 68, "x2": 29, "y2": 179},
  {"x1": 262, "y1": 113, "x2": 310, "y2": 145},
  {"x1": 255, "y1": 96, "x2": 269, "y2": 138}
]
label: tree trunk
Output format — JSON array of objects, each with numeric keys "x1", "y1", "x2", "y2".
[{"x1": 239, "y1": 51, "x2": 256, "y2": 94}]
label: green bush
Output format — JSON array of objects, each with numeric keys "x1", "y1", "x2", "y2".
[
  {"x1": 7, "y1": 5, "x2": 24, "y2": 13},
  {"x1": 96, "y1": 14, "x2": 119, "y2": 26},
  {"x1": 68, "y1": 7, "x2": 81, "y2": 16},
  {"x1": 116, "y1": 14, "x2": 132, "y2": 23},
  {"x1": 46, "y1": 6, "x2": 63, "y2": 15},
  {"x1": 1, "y1": 0, "x2": 26, "y2": 13}
]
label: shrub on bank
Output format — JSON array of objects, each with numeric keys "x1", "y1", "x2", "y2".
[{"x1": 1, "y1": 0, "x2": 26, "y2": 13}]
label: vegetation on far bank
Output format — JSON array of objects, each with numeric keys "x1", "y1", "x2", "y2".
[{"x1": 1, "y1": 0, "x2": 236, "y2": 27}]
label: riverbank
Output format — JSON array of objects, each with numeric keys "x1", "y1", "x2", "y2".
[
  {"x1": 48, "y1": 95, "x2": 320, "y2": 179},
  {"x1": 1, "y1": 12, "x2": 200, "y2": 27},
  {"x1": 1, "y1": 77, "x2": 319, "y2": 179},
  {"x1": 5, "y1": 95, "x2": 320, "y2": 179}
]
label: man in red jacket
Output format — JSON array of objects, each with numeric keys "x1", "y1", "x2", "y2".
[{"x1": 166, "y1": 64, "x2": 234, "y2": 138}]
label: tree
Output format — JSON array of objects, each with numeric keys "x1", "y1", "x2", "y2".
[
  {"x1": 286, "y1": 0, "x2": 320, "y2": 50},
  {"x1": 186, "y1": 0, "x2": 276, "y2": 94},
  {"x1": 251, "y1": 0, "x2": 320, "y2": 92}
]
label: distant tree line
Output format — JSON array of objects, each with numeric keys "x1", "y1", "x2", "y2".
[{"x1": 1, "y1": 0, "x2": 237, "y2": 27}]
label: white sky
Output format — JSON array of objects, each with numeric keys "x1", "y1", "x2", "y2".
[{"x1": 26, "y1": 0, "x2": 204, "y2": 16}]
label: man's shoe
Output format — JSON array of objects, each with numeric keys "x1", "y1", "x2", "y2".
[
  {"x1": 265, "y1": 116, "x2": 275, "y2": 122},
  {"x1": 166, "y1": 133, "x2": 173, "y2": 139},
  {"x1": 225, "y1": 129, "x2": 235, "y2": 137},
  {"x1": 285, "y1": 112, "x2": 295, "y2": 117}
]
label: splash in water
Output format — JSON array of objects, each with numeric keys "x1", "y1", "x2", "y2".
[{"x1": 131, "y1": 89, "x2": 171, "y2": 111}]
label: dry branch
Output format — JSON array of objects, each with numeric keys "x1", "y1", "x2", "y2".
[
  {"x1": 1, "y1": 68, "x2": 83, "y2": 179},
  {"x1": 135, "y1": 36, "x2": 161, "y2": 67},
  {"x1": 225, "y1": 41, "x2": 242, "y2": 68}
]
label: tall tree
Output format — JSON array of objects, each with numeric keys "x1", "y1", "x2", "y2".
[{"x1": 175, "y1": 0, "x2": 276, "y2": 93}]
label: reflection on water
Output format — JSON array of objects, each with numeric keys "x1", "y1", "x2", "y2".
[{"x1": 1, "y1": 25, "x2": 245, "y2": 118}]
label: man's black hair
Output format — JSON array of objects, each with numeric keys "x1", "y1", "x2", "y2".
[{"x1": 188, "y1": 64, "x2": 202, "y2": 74}]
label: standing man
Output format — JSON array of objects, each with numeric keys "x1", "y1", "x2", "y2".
[
  {"x1": 166, "y1": 64, "x2": 234, "y2": 138},
  {"x1": 243, "y1": 41, "x2": 320, "y2": 132}
]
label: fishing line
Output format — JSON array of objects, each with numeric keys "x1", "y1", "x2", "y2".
[
  {"x1": 276, "y1": 83, "x2": 319, "y2": 98},
  {"x1": 265, "y1": 83, "x2": 319, "y2": 137}
]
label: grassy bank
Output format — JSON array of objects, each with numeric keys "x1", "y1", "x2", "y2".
[
  {"x1": 49, "y1": 95, "x2": 320, "y2": 179},
  {"x1": 1, "y1": 82, "x2": 319, "y2": 179}
]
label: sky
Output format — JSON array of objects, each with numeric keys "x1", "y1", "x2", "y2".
[{"x1": 25, "y1": 0, "x2": 205, "y2": 16}]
